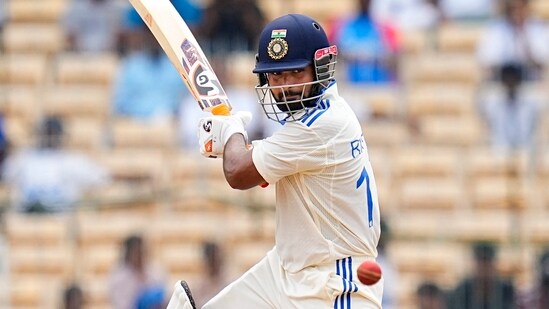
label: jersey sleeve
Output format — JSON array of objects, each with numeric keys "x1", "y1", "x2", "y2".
[{"x1": 251, "y1": 123, "x2": 328, "y2": 185}]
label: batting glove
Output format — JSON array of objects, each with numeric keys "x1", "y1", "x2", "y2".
[{"x1": 197, "y1": 111, "x2": 252, "y2": 158}]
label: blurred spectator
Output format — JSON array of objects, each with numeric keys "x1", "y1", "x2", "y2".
[
  {"x1": 479, "y1": 63, "x2": 541, "y2": 153},
  {"x1": 108, "y1": 234, "x2": 167, "y2": 309},
  {"x1": 448, "y1": 242, "x2": 516, "y2": 309},
  {"x1": 477, "y1": 0, "x2": 549, "y2": 80},
  {"x1": 112, "y1": 24, "x2": 186, "y2": 122},
  {"x1": 417, "y1": 281, "x2": 448, "y2": 309},
  {"x1": 123, "y1": 0, "x2": 203, "y2": 54},
  {"x1": 332, "y1": 0, "x2": 400, "y2": 84},
  {"x1": 193, "y1": 241, "x2": 231, "y2": 307},
  {"x1": 2, "y1": 116, "x2": 110, "y2": 213},
  {"x1": 62, "y1": 0, "x2": 125, "y2": 54},
  {"x1": 517, "y1": 248, "x2": 549, "y2": 309},
  {"x1": 372, "y1": 0, "x2": 443, "y2": 31},
  {"x1": 0, "y1": 0, "x2": 6, "y2": 32},
  {"x1": 439, "y1": 0, "x2": 495, "y2": 21},
  {"x1": 63, "y1": 283, "x2": 84, "y2": 309},
  {"x1": 196, "y1": 0, "x2": 266, "y2": 57},
  {"x1": 377, "y1": 218, "x2": 398, "y2": 309},
  {"x1": 0, "y1": 114, "x2": 10, "y2": 176}
]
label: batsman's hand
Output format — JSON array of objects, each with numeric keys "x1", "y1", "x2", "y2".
[{"x1": 198, "y1": 111, "x2": 252, "y2": 158}]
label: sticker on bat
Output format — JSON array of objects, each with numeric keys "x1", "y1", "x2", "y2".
[
  {"x1": 180, "y1": 39, "x2": 198, "y2": 72},
  {"x1": 193, "y1": 65, "x2": 222, "y2": 97}
]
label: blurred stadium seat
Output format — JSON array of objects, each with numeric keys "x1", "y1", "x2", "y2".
[
  {"x1": 110, "y1": 118, "x2": 177, "y2": 150},
  {"x1": 55, "y1": 52, "x2": 119, "y2": 85},
  {"x1": 0, "y1": 54, "x2": 48, "y2": 85},
  {"x1": 397, "y1": 177, "x2": 463, "y2": 210},
  {"x1": 7, "y1": 0, "x2": 68, "y2": 23},
  {"x1": 436, "y1": 23, "x2": 483, "y2": 53},
  {"x1": 42, "y1": 85, "x2": 110, "y2": 120},
  {"x1": 406, "y1": 84, "x2": 475, "y2": 118},
  {"x1": 2, "y1": 23, "x2": 65, "y2": 54},
  {"x1": 417, "y1": 115, "x2": 485, "y2": 147},
  {"x1": 401, "y1": 52, "x2": 481, "y2": 86}
]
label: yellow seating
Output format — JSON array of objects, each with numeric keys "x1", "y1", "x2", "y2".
[
  {"x1": 9, "y1": 245, "x2": 75, "y2": 280},
  {"x1": 110, "y1": 118, "x2": 177, "y2": 150},
  {"x1": 147, "y1": 213, "x2": 222, "y2": 246},
  {"x1": 449, "y1": 211, "x2": 512, "y2": 243},
  {"x1": 3, "y1": 23, "x2": 65, "y2": 54},
  {"x1": 9, "y1": 276, "x2": 63, "y2": 308},
  {"x1": 7, "y1": 0, "x2": 68, "y2": 23},
  {"x1": 524, "y1": 213, "x2": 549, "y2": 244},
  {"x1": 436, "y1": 23, "x2": 483, "y2": 53},
  {"x1": 388, "y1": 241, "x2": 464, "y2": 281},
  {"x1": 55, "y1": 52, "x2": 119, "y2": 85},
  {"x1": 155, "y1": 243, "x2": 204, "y2": 275},
  {"x1": 363, "y1": 120, "x2": 410, "y2": 148},
  {"x1": 389, "y1": 211, "x2": 452, "y2": 240},
  {"x1": 465, "y1": 147, "x2": 530, "y2": 178},
  {"x1": 532, "y1": 0, "x2": 549, "y2": 20},
  {"x1": 397, "y1": 177, "x2": 463, "y2": 210},
  {"x1": 0, "y1": 54, "x2": 48, "y2": 84},
  {"x1": 293, "y1": 0, "x2": 355, "y2": 24},
  {"x1": 393, "y1": 145, "x2": 461, "y2": 179},
  {"x1": 400, "y1": 30, "x2": 429, "y2": 54},
  {"x1": 2, "y1": 116, "x2": 34, "y2": 149},
  {"x1": 406, "y1": 84, "x2": 475, "y2": 118},
  {"x1": 342, "y1": 85, "x2": 402, "y2": 119},
  {"x1": 78, "y1": 244, "x2": 119, "y2": 277},
  {"x1": 97, "y1": 148, "x2": 167, "y2": 182},
  {"x1": 5, "y1": 213, "x2": 71, "y2": 247},
  {"x1": 469, "y1": 177, "x2": 523, "y2": 209},
  {"x1": 64, "y1": 117, "x2": 106, "y2": 152},
  {"x1": 76, "y1": 212, "x2": 148, "y2": 247},
  {"x1": 417, "y1": 115, "x2": 485, "y2": 147},
  {"x1": 231, "y1": 240, "x2": 274, "y2": 274},
  {"x1": 42, "y1": 85, "x2": 110, "y2": 119},
  {"x1": 401, "y1": 52, "x2": 481, "y2": 86}
]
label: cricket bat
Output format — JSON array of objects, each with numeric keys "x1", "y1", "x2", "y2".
[{"x1": 128, "y1": 0, "x2": 231, "y2": 116}]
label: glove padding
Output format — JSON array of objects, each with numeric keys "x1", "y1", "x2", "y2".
[{"x1": 198, "y1": 111, "x2": 252, "y2": 158}]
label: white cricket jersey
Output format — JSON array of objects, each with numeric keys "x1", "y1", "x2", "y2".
[{"x1": 252, "y1": 82, "x2": 381, "y2": 273}]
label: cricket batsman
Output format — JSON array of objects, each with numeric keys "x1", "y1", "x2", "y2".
[{"x1": 169, "y1": 13, "x2": 383, "y2": 309}]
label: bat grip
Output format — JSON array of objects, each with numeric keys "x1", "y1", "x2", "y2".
[{"x1": 211, "y1": 104, "x2": 231, "y2": 116}]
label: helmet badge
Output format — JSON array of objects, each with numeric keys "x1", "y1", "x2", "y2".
[{"x1": 268, "y1": 29, "x2": 288, "y2": 60}]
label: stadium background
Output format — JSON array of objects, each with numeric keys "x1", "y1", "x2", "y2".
[{"x1": 1, "y1": 0, "x2": 549, "y2": 307}]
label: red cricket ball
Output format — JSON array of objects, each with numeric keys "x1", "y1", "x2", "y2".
[{"x1": 357, "y1": 261, "x2": 382, "y2": 285}]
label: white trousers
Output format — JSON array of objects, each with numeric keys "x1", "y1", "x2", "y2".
[{"x1": 168, "y1": 247, "x2": 383, "y2": 309}]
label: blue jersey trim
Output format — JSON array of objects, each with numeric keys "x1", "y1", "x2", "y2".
[
  {"x1": 301, "y1": 100, "x2": 331, "y2": 127},
  {"x1": 334, "y1": 257, "x2": 357, "y2": 309}
]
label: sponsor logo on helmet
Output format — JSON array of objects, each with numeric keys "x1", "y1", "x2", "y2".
[
  {"x1": 268, "y1": 38, "x2": 289, "y2": 60},
  {"x1": 314, "y1": 45, "x2": 338, "y2": 60}
]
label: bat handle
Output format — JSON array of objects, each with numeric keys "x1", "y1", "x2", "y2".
[{"x1": 211, "y1": 104, "x2": 231, "y2": 116}]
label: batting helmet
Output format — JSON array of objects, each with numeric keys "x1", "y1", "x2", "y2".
[{"x1": 253, "y1": 14, "x2": 338, "y2": 123}]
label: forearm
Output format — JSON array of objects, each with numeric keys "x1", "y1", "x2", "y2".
[{"x1": 223, "y1": 134, "x2": 265, "y2": 190}]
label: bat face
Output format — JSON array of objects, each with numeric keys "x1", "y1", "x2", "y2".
[{"x1": 130, "y1": 0, "x2": 231, "y2": 115}]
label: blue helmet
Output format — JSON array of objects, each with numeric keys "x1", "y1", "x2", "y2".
[
  {"x1": 254, "y1": 14, "x2": 330, "y2": 73},
  {"x1": 253, "y1": 14, "x2": 338, "y2": 123}
]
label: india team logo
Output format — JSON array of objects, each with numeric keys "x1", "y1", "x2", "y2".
[{"x1": 268, "y1": 29, "x2": 288, "y2": 60}]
